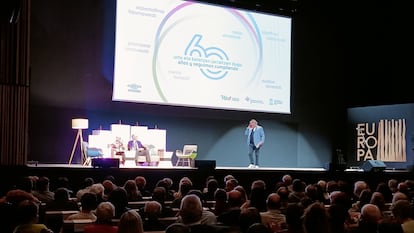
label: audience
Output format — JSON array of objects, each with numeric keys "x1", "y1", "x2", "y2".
[
  {"x1": 44, "y1": 187, "x2": 79, "y2": 211},
  {"x1": 141, "y1": 200, "x2": 167, "y2": 231},
  {"x1": 243, "y1": 180, "x2": 267, "y2": 212},
  {"x1": 166, "y1": 223, "x2": 190, "y2": 233},
  {"x1": 102, "y1": 179, "x2": 117, "y2": 201},
  {"x1": 302, "y1": 202, "x2": 330, "y2": 233},
  {"x1": 135, "y1": 176, "x2": 152, "y2": 197},
  {"x1": 13, "y1": 200, "x2": 53, "y2": 233},
  {"x1": 108, "y1": 187, "x2": 131, "y2": 219},
  {"x1": 285, "y1": 203, "x2": 304, "y2": 233},
  {"x1": 247, "y1": 223, "x2": 271, "y2": 233},
  {"x1": 123, "y1": 179, "x2": 143, "y2": 201},
  {"x1": 32, "y1": 176, "x2": 54, "y2": 204},
  {"x1": 118, "y1": 209, "x2": 144, "y2": 233},
  {"x1": 84, "y1": 201, "x2": 118, "y2": 233},
  {"x1": 217, "y1": 190, "x2": 243, "y2": 227},
  {"x1": 260, "y1": 193, "x2": 287, "y2": 232},
  {"x1": 391, "y1": 199, "x2": 414, "y2": 233},
  {"x1": 67, "y1": 192, "x2": 98, "y2": 221},
  {"x1": 212, "y1": 188, "x2": 229, "y2": 216},
  {"x1": 202, "y1": 178, "x2": 219, "y2": 201},
  {"x1": 178, "y1": 194, "x2": 226, "y2": 233},
  {"x1": 3, "y1": 170, "x2": 411, "y2": 233},
  {"x1": 239, "y1": 207, "x2": 262, "y2": 233},
  {"x1": 350, "y1": 203, "x2": 382, "y2": 233}
]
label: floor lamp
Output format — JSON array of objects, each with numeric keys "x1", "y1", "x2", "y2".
[{"x1": 68, "y1": 118, "x2": 89, "y2": 165}]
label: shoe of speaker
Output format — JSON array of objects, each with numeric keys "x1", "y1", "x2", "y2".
[
  {"x1": 255, "y1": 165, "x2": 259, "y2": 168},
  {"x1": 248, "y1": 164, "x2": 255, "y2": 168}
]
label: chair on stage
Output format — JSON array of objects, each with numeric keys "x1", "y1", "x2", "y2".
[
  {"x1": 175, "y1": 145, "x2": 197, "y2": 167},
  {"x1": 82, "y1": 142, "x2": 104, "y2": 166}
]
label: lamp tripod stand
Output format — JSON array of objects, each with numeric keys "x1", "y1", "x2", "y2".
[
  {"x1": 68, "y1": 129, "x2": 87, "y2": 164},
  {"x1": 68, "y1": 118, "x2": 88, "y2": 165}
]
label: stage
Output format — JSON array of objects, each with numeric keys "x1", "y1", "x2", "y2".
[{"x1": 0, "y1": 162, "x2": 411, "y2": 197}]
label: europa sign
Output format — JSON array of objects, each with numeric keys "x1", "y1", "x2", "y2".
[{"x1": 356, "y1": 119, "x2": 406, "y2": 162}]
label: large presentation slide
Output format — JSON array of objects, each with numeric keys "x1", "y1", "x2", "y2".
[{"x1": 113, "y1": 0, "x2": 292, "y2": 114}]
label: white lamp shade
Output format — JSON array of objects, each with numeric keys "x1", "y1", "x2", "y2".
[{"x1": 72, "y1": 118, "x2": 89, "y2": 129}]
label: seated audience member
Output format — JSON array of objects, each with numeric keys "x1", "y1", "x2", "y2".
[
  {"x1": 84, "y1": 201, "x2": 118, "y2": 233},
  {"x1": 392, "y1": 191, "x2": 409, "y2": 204},
  {"x1": 352, "y1": 181, "x2": 368, "y2": 202},
  {"x1": 285, "y1": 203, "x2": 305, "y2": 233},
  {"x1": 123, "y1": 179, "x2": 143, "y2": 201},
  {"x1": 118, "y1": 210, "x2": 144, "y2": 233},
  {"x1": 276, "y1": 186, "x2": 290, "y2": 214},
  {"x1": 287, "y1": 179, "x2": 306, "y2": 204},
  {"x1": 369, "y1": 191, "x2": 387, "y2": 213},
  {"x1": 239, "y1": 207, "x2": 262, "y2": 233},
  {"x1": 282, "y1": 174, "x2": 293, "y2": 191},
  {"x1": 88, "y1": 183, "x2": 105, "y2": 204},
  {"x1": 44, "y1": 187, "x2": 79, "y2": 211},
  {"x1": 217, "y1": 190, "x2": 243, "y2": 226},
  {"x1": 151, "y1": 186, "x2": 175, "y2": 217},
  {"x1": 1, "y1": 188, "x2": 41, "y2": 233},
  {"x1": 317, "y1": 180, "x2": 331, "y2": 205},
  {"x1": 32, "y1": 176, "x2": 54, "y2": 204},
  {"x1": 247, "y1": 223, "x2": 271, "y2": 233},
  {"x1": 155, "y1": 179, "x2": 175, "y2": 201},
  {"x1": 391, "y1": 199, "x2": 414, "y2": 233},
  {"x1": 135, "y1": 176, "x2": 152, "y2": 197},
  {"x1": 186, "y1": 189, "x2": 217, "y2": 225},
  {"x1": 234, "y1": 185, "x2": 249, "y2": 206},
  {"x1": 212, "y1": 188, "x2": 229, "y2": 216},
  {"x1": 166, "y1": 223, "x2": 190, "y2": 233},
  {"x1": 260, "y1": 193, "x2": 287, "y2": 232},
  {"x1": 12, "y1": 200, "x2": 53, "y2": 233},
  {"x1": 349, "y1": 203, "x2": 382, "y2": 233},
  {"x1": 225, "y1": 178, "x2": 238, "y2": 192},
  {"x1": 302, "y1": 202, "x2": 329, "y2": 233},
  {"x1": 67, "y1": 192, "x2": 98, "y2": 221},
  {"x1": 76, "y1": 177, "x2": 95, "y2": 201},
  {"x1": 108, "y1": 187, "x2": 130, "y2": 219},
  {"x1": 374, "y1": 182, "x2": 393, "y2": 204},
  {"x1": 243, "y1": 180, "x2": 267, "y2": 212},
  {"x1": 349, "y1": 188, "x2": 372, "y2": 213},
  {"x1": 178, "y1": 194, "x2": 226, "y2": 233},
  {"x1": 202, "y1": 178, "x2": 219, "y2": 202},
  {"x1": 377, "y1": 220, "x2": 404, "y2": 233},
  {"x1": 54, "y1": 176, "x2": 74, "y2": 197},
  {"x1": 328, "y1": 203, "x2": 352, "y2": 233},
  {"x1": 142, "y1": 201, "x2": 168, "y2": 231},
  {"x1": 102, "y1": 179, "x2": 117, "y2": 201},
  {"x1": 171, "y1": 179, "x2": 193, "y2": 208}
]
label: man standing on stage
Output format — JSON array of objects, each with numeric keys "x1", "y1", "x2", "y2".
[{"x1": 245, "y1": 119, "x2": 265, "y2": 168}]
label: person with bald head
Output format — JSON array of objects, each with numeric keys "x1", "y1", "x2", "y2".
[
  {"x1": 260, "y1": 193, "x2": 287, "y2": 232},
  {"x1": 349, "y1": 204, "x2": 382, "y2": 233}
]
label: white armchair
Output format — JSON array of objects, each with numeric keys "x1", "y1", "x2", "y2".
[{"x1": 175, "y1": 145, "x2": 198, "y2": 167}]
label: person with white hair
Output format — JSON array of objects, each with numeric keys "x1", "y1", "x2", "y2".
[
  {"x1": 178, "y1": 194, "x2": 226, "y2": 233},
  {"x1": 245, "y1": 119, "x2": 265, "y2": 168},
  {"x1": 84, "y1": 201, "x2": 118, "y2": 233}
]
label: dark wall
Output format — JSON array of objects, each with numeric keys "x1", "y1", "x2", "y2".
[{"x1": 29, "y1": 0, "x2": 409, "y2": 167}]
